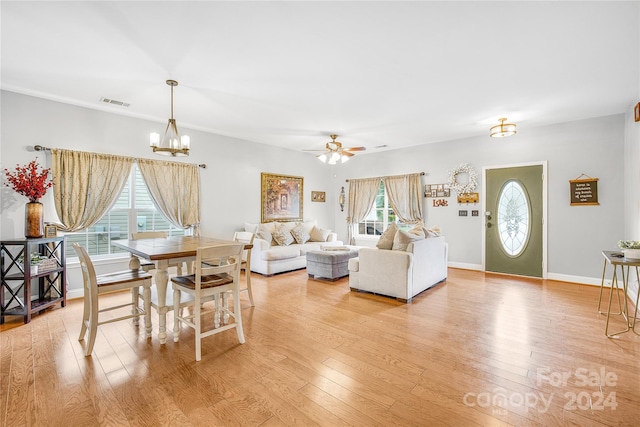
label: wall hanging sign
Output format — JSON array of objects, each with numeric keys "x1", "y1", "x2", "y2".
[
  {"x1": 457, "y1": 193, "x2": 479, "y2": 204},
  {"x1": 635, "y1": 102, "x2": 640, "y2": 122},
  {"x1": 424, "y1": 184, "x2": 450, "y2": 198},
  {"x1": 570, "y1": 174, "x2": 599, "y2": 206},
  {"x1": 311, "y1": 191, "x2": 326, "y2": 202},
  {"x1": 432, "y1": 199, "x2": 448, "y2": 207},
  {"x1": 261, "y1": 172, "x2": 304, "y2": 222}
]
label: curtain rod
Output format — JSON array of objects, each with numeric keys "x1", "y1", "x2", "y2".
[
  {"x1": 33, "y1": 145, "x2": 207, "y2": 169},
  {"x1": 345, "y1": 171, "x2": 425, "y2": 182}
]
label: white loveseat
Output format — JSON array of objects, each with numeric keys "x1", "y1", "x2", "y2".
[
  {"x1": 244, "y1": 221, "x2": 343, "y2": 276},
  {"x1": 348, "y1": 235, "x2": 448, "y2": 302}
]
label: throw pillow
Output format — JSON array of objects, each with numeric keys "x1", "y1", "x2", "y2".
[
  {"x1": 272, "y1": 223, "x2": 295, "y2": 246},
  {"x1": 392, "y1": 229, "x2": 424, "y2": 251},
  {"x1": 376, "y1": 222, "x2": 398, "y2": 250},
  {"x1": 409, "y1": 224, "x2": 426, "y2": 238},
  {"x1": 256, "y1": 229, "x2": 273, "y2": 246},
  {"x1": 309, "y1": 226, "x2": 331, "y2": 242},
  {"x1": 290, "y1": 223, "x2": 311, "y2": 244},
  {"x1": 423, "y1": 224, "x2": 442, "y2": 237}
]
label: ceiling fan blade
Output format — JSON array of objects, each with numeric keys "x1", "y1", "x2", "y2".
[
  {"x1": 302, "y1": 149, "x2": 328, "y2": 152},
  {"x1": 344, "y1": 147, "x2": 366, "y2": 152},
  {"x1": 341, "y1": 151, "x2": 355, "y2": 157}
]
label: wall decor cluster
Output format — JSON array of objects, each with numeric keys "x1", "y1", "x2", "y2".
[
  {"x1": 261, "y1": 172, "x2": 303, "y2": 222},
  {"x1": 424, "y1": 184, "x2": 450, "y2": 198},
  {"x1": 570, "y1": 174, "x2": 599, "y2": 206},
  {"x1": 311, "y1": 191, "x2": 326, "y2": 202},
  {"x1": 448, "y1": 163, "x2": 479, "y2": 204}
]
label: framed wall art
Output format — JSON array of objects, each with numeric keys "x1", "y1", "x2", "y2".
[
  {"x1": 311, "y1": 191, "x2": 326, "y2": 202},
  {"x1": 261, "y1": 172, "x2": 304, "y2": 222}
]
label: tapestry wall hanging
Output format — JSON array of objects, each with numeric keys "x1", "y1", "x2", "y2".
[{"x1": 261, "y1": 172, "x2": 304, "y2": 222}]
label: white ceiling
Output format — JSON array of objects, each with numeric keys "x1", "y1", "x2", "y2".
[{"x1": 2, "y1": 1, "x2": 638, "y2": 155}]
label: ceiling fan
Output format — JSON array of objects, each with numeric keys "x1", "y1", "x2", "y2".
[{"x1": 304, "y1": 134, "x2": 366, "y2": 164}]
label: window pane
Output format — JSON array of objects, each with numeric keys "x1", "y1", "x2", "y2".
[{"x1": 497, "y1": 180, "x2": 530, "y2": 256}]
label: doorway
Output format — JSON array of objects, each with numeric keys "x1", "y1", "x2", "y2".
[{"x1": 483, "y1": 163, "x2": 547, "y2": 278}]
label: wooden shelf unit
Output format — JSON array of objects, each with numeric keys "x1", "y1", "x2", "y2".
[{"x1": 1, "y1": 236, "x2": 66, "y2": 324}]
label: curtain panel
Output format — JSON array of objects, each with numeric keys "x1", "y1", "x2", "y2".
[
  {"x1": 51, "y1": 149, "x2": 133, "y2": 232},
  {"x1": 137, "y1": 158, "x2": 201, "y2": 231},
  {"x1": 383, "y1": 173, "x2": 423, "y2": 223},
  {"x1": 346, "y1": 177, "x2": 381, "y2": 244}
]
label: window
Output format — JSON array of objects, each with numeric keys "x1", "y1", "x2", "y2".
[
  {"x1": 358, "y1": 181, "x2": 405, "y2": 236},
  {"x1": 63, "y1": 164, "x2": 185, "y2": 259},
  {"x1": 497, "y1": 180, "x2": 530, "y2": 256}
]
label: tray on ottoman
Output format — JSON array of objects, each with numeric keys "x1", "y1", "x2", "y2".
[{"x1": 306, "y1": 248, "x2": 359, "y2": 281}]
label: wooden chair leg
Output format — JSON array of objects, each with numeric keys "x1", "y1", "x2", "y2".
[
  {"x1": 173, "y1": 288, "x2": 181, "y2": 342},
  {"x1": 84, "y1": 295, "x2": 99, "y2": 356},
  {"x1": 78, "y1": 287, "x2": 89, "y2": 340},
  {"x1": 246, "y1": 272, "x2": 254, "y2": 307},
  {"x1": 131, "y1": 287, "x2": 140, "y2": 325},
  {"x1": 195, "y1": 296, "x2": 202, "y2": 362},
  {"x1": 234, "y1": 287, "x2": 245, "y2": 344},
  {"x1": 143, "y1": 286, "x2": 152, "y2": 338}
]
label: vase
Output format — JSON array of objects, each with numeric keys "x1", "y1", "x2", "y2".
[{"x1": 25, "y1": 202, "x2": 44, "y2": 238}]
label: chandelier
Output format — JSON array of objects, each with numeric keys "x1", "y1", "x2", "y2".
[
  {"x1": 490, "y1": 118, "x2": 517, "y2": 138},
  {"x1": 150, "y1": 80, "x2": 190, "y2": 156}
]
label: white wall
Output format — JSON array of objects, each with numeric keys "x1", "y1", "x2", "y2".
[
  {"x1": 0, "y1": 91, "x2": 633, "y2": 296},
  {"x1": 0, "y1": 91, "x2": 336, "y2": 237},
  {"x1": 332, "y1": 114, "x2": 626, "y2": 284}
]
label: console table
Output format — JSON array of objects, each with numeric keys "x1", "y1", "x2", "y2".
[
  {"x1": 1, "y1": 236, "x2": 66, "y2": 324},
  {"x1": 600, "y1": 250, "x2": 640, "y2": 337}
]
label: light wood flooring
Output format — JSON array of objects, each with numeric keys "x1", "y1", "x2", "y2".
[{"x1": 1, "y1": 268, "x2": 640, "y2": 426}]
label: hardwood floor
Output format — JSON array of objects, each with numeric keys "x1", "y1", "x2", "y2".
[{"x1": 2, "y1": 268, "x2": 639, "y2": 426}]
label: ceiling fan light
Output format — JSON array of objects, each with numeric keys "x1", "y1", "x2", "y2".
[
  {"x1": 490, "y1": 118, "x2": 517, "y2": 138},
  {"x1": 341, "y1": 154, "x2": 350, "y2": 163},
  {"x1": 330, "y1": 152, "x2": 340, "y2": 163},
  {"x1": 317, "y1": 153, "x2": 327, "y2": 163}
]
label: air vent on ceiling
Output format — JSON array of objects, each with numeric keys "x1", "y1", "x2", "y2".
[{"x1": 99, "y1": 97, "x2": 130, "y2": 108}]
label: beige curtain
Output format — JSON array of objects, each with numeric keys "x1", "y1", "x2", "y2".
[
  {"x1": 346, "y1": 177, "x2": 381, "y2": 244},
  {"x1": 137, "y1": 158, "x2": 201, "y2": 231},
  {"x1": 384, "y1": 173, "x2": 423, "y2": 223},
  {"x1": 51, "y1": 149, "x2": 133, "y2": 232}
]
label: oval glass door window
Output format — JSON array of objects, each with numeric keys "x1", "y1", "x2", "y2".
[{"x1": 497, "y1": 180, "x2": 530, "y2": 257}]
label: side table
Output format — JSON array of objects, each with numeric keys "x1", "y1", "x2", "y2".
[{"x1": 600, "y1": 251, "x2": 640, "y2": 337}]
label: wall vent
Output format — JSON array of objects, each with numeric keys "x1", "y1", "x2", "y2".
[{"x1": 99, "y1": 97, "x2": 130, "y2": 108}]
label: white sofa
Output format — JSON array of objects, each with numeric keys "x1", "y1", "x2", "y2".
[
  {"x1": 244, "y1": 221, "x2": 343, "y2": 276},
  {"x1": 348, "y1": 235, "x2": 448, "y2": 302}
]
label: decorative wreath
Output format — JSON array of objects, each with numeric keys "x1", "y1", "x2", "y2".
[{"x1": 448, "y1": 163, "x2": 478, "y2": 194}]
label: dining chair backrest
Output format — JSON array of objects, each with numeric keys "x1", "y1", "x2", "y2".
[
  {"x1": 194, "y1": 243, "x2": 245, "y2": 292},
  {"x1": 132, "y1": 231, "x2": 168, "y2": 240}
]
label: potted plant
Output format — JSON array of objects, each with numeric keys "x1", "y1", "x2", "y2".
[
  {"x1": 618, "y1": 240, "x2": 640, "y2": 259},
  {"x1": 4, "y1": 158, "x2": 53, "y2": 238}
]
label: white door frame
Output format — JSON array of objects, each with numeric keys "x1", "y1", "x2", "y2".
[{"x1": 481, "y1": 161, "x2": 548, "y2": 279}]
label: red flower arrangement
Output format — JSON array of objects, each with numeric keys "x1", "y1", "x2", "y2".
[{"x1": 4, "y1": 159, "x2": 53, "y2": 203}]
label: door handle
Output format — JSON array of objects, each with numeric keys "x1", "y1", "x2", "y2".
[{"x1": 487, "y1": 222, "x2": 493, "y2": 228}]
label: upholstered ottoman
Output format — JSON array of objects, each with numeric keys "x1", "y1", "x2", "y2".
[{"x1": 306, "y1": 249, "x2": 359, "y2": 281}]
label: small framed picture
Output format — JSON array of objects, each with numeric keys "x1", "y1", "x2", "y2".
[
  {"x1": 311, "y1": 191, "x2": 326, "y2": 202},
  {"x1": 44, "y1": 224, "x2": 57, "y2": 238},
  {"x1": 635, "y1": 102, "x2": 640, "y2": 122}
]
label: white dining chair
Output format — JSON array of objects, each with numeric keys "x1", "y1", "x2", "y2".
[
  {"x1": 73, "y1": 243, "x2": 152, "y2": 356},
  {"x1": 171, "y1": 243, "x2": 245, "y2": 361}
]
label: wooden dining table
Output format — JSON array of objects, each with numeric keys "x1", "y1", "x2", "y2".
[{"x1": 112, "y1": 235, "x2": 250, "y2": 344}]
